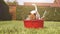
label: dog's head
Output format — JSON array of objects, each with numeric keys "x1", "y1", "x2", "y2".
[{"x1": 28, "y1": 10, "x2": 36, "y2": 20}]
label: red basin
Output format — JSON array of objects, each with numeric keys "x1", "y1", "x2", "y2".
[{"x1": 24, "y1": 20, "x2": 44, "y2": 28}]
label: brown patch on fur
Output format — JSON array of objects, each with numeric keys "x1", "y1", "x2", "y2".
[{"x1": 29, "y1": 13, "x2": 36, "y2": 20}]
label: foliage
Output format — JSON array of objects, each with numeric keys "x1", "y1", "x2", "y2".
[
  {"x1": 7, "y1": 0, "x2": 18, "y2": 5},
  {"x1": 16, "y1": 6, "x2": 60, "y2": 21}
]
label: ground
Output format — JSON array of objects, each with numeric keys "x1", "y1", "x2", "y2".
[{"x1": 0, "y1": 21, "x2": 60, "y2": 34}]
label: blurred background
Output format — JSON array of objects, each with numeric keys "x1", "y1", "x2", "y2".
[{"x1": 0, "y1": 0, "x2": 60, "y2": 21}]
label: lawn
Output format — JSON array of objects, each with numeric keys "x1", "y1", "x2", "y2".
[{"x1": 0, "y1": 21, "x2": 60, "y2": 34}]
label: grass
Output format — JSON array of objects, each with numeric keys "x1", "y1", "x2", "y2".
[{"x1": 0, "y1": 21, "x2": 60, "y2": 34}]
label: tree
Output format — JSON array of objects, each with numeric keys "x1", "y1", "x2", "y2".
[{"x1": 0, "y1": 0, "x2": 12, "y2": 20}]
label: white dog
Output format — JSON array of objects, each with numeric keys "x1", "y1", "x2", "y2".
[{"x1": 26, "y1": 4, "x2": 40, "y2": 20}]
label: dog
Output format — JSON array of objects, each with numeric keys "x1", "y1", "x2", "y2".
[{"x1": 26, "y1": 10, "x2": 36, "y2": 20}]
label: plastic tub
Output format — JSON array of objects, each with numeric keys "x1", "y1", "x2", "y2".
[{"x1": 24, "y1": 20, "x2": 44, "y2": 28}]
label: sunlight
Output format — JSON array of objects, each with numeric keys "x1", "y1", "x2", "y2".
[
  {"x1": 4, "y1": 0, "x2": 55, "y2": 5},
  {"x1": 18, "y1": 0, "x2": 55, "y2": 5}
]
